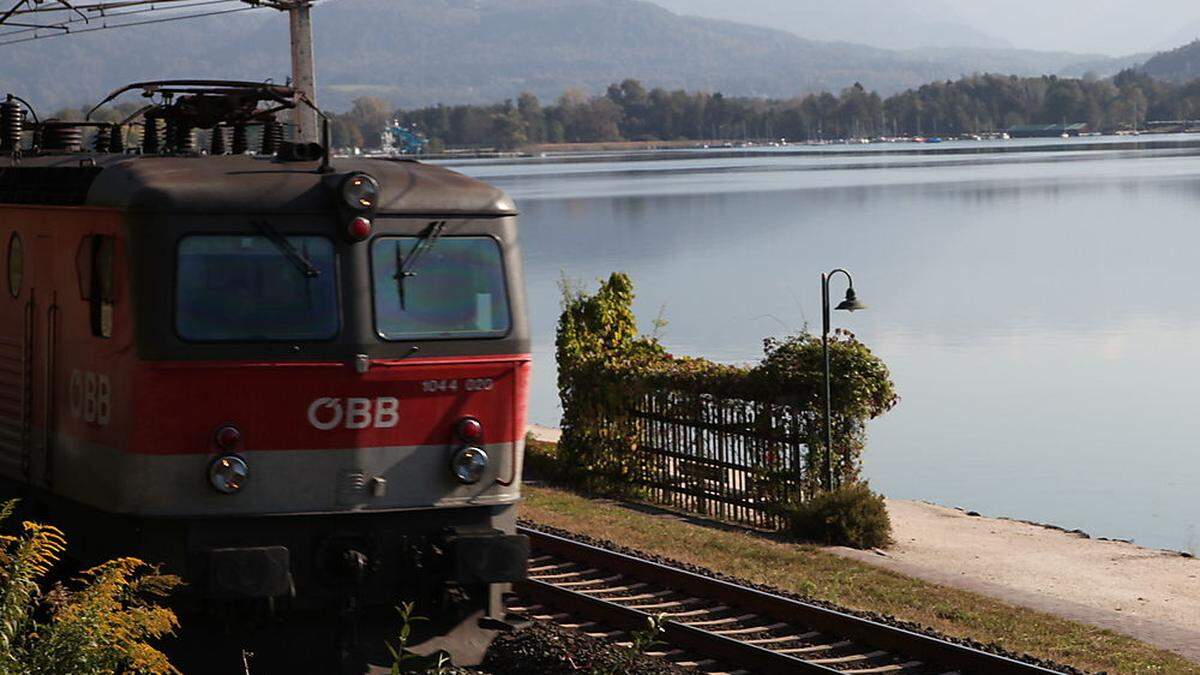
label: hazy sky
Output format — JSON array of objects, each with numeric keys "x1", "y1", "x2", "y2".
[
  {"x1": 648, "y1": 0, "x2": 1200, "y2": 55},
  {"x1": 952, "y1": 0, "x2": 1199, "y2": 54}
]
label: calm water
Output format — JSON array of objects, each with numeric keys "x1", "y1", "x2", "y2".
[{"x1": 446, "y1": 137, "x2": 1200, "y2": 552}]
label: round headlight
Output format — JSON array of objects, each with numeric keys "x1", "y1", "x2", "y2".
[
  {"x1": 341, "y1": 173, "x2": 379, "y2": 211},
  {"x1": 451, "y1": 447, "x2": 488, "y2": 485},
  {"x1": 209, "y1": 455, "x2": 249, "y2": 494}
]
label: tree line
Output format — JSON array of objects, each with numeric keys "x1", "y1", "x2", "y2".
[{"x1": 330, "y1": 70, "x2": 1200, "y2": 150}]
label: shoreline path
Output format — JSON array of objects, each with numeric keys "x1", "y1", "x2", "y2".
[{"x1": 829, "y1": 500, "x2": 1200, "y2": 661}]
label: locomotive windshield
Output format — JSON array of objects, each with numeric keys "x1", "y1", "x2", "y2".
[
  {"x1": 176, "y1": 235, "x2": 339, "y2": 341},
  {"x1": 371, "y1": 237, "x2": 510, "y2": 340}
]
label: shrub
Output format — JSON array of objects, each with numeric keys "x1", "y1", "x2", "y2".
[
  {"x1": 0, "y1": 501, "x2": 181, "y2": 674},
  {"x1": 780, "y1": 483, "x2": 893, "y2": 549},
  {"x1": 522, "y1": 435, "x2": 565, "y2": 484},
  {"x1": 555, "y1": 272, "x2": 898, "y2": 499}
]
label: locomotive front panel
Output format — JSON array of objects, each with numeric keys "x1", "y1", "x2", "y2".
[{"x1": 37, "y1": 161, "x2": 533, "y2": 624}]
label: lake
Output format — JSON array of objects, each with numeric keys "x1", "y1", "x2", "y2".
[{"x1": 444, "y1": 137, "x2": 1200, "y2": 553}]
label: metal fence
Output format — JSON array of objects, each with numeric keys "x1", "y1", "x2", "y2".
[{"x1": 625, "y1": 390, "x2": 809, "y2": 530}]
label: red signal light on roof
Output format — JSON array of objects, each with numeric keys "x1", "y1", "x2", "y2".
[{"x1": 347, "y1": 216, "x2": 372, "y2": 241}]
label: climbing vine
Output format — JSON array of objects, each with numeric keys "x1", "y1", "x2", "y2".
[{"x1": 555, "y1": 273, "x2": 898, "y2": 500}]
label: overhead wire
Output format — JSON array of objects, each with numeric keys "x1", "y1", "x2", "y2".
[
  {"x1": 0, "y1": 0, "x2": 272, "y2": 46},
  {"x1": 4, "y1": 0, "x2": 205, "y2": 15},
  {"x1": 0, "y1": 0, "x2": 247, "y2": 39},
  {"x1": 0, "y1": 0, "x2": 204, "y2": 30}
]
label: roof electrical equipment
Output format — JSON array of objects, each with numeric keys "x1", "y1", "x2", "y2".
[
  {"x1": 108, "y1": 125, "x2": 124, "y2": 154},
  {"x1": 261, "y1": 118, "x2": 283, "y2": 155},
  {"x1": 143, "y1": 118, "x2": 161, "y2": 154},
  {"x1": 231, "y1": 123, "x2": 248, "y2": 155},
  {"x1": 210, "y1": 125, "x2": 227, "y2": 156},
  {"x1": 1, "y1": 95, "x2": 22, "y2": 153}
]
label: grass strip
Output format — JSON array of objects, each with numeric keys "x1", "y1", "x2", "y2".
[{"x1": 521, "y1": 484, "x2": 1197, "y2": 674}]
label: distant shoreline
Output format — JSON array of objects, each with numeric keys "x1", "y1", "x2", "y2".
[{"x1": 397, "y1": 129, "x2": 1200, "y2": 162}]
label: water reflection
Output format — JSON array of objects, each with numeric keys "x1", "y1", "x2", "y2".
[{"x1": 451, "y1": 144, "x2": 1200, "y2": 551}]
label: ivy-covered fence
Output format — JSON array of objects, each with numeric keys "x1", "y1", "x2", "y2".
[
  {"x1": 555, "y1": 273, "x2": 897, "y2": 530},
  {"x1": 627, "y1": 390, "x2": 807, "y2": 528}
]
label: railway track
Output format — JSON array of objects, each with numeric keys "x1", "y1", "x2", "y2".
[{"x1": 510, "y1": 526, "x2": 1066, "y2": 674}]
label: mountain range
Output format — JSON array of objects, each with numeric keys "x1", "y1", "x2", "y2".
[
  {"x1": 648, "y1": 0, "x2": 1200, "y2": 56},
  {"x1": 0, "y1": 0, "x2": 1172, "y2": 113},
  {"x1": 645, "y1": 0, "x2": 1014, "y2": 51},
  {"x1": 1141, "y1": 40, "x2": 1200, "y2": 82}
]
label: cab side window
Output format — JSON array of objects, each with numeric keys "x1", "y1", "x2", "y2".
[{"x1": 76, "y1": 235, "x2": 115, "y2": 339}]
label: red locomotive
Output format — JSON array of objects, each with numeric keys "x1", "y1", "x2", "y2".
[{"x1": 0, "y1": 81, "x2": 529, "y2": 668}]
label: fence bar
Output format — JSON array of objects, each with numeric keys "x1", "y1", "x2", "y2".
[{"x1": 616, "y1": 389, "x2": 807, "y2": 530}]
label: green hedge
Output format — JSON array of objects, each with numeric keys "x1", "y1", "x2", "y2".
[{"x1": 555, "y1": 272, "x2": 898, "y2": 516}]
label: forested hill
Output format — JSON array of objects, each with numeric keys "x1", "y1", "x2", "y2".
[
  {"x1": 1, "y1": 0, "x2": 1129, "y2": 113},
  {"x1": 1141, "y1": 40, "x2": 1200, "y2": 82},
  {"x1": 368, "y1": 71, "x2": 1199, "y2": 150}
]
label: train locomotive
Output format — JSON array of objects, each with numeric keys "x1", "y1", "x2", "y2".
[{"x1": 0, "y1": 81, "x2": 530, "y2": 667}]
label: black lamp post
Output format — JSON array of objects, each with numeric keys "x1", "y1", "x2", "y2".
[{"x1": 821, "y1": 269, "x2": 866, "y2": 491}]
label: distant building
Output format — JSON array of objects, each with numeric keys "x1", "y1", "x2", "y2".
[{"x1": 1007, "y1": 123, "x2": 1090, "y2": 138}]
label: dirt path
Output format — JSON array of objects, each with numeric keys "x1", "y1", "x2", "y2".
[{"x1": 829, "y1": 500, "x2": 1200, "y2": 661}]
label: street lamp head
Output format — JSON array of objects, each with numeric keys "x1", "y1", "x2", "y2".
[{"x1": 835, "y1": 287, "x2": 866, "y2": 312}]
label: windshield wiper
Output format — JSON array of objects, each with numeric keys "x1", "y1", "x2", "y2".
[
  {"x1": 252, "y1": 219, "x2": 320, "y2": 279},
  {"x1": 394, "y1": 220, "x2": 446, "y2": 309},
  {"x1": 301, "y1": 238, "x2": 315, "y2": 309}
]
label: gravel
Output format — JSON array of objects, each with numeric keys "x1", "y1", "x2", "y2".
[
  {"x1": 480, "y1": 621, "x2": 692, "y2": 674},
  {"x1": 519, "y1": 520, "x2": 1093, "y2": 675}
]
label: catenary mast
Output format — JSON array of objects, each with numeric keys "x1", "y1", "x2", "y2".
[{"x1": 252, "y1": 0, "x2": 319, "y2": 143}]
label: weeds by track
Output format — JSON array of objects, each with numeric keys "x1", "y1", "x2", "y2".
[{"x1": 510, "y1": 526, "x2": 1068, "y2": 674}]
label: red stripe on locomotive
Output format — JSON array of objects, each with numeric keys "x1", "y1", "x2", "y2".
[{"x1": 112, "y1": 356, "x2": 532, "y2": 455}]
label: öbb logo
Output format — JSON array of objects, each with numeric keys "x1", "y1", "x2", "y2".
[{"x1": 307, "y1": 397, "x2": 400, "y2": 431}]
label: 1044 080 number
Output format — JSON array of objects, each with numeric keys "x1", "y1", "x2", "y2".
[{"x1": 421, "y1": 378, "x2": 494, "y2": 393}]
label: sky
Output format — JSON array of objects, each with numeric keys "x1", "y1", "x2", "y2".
[
  {"x1": 647, "y1": 0, "x2": 1200, "y2": 56},
  {"x1": 952, "y1": 0, "x2": 1200, "y2": 54}
]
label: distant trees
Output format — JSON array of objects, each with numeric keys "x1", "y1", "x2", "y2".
[
  {"x1": 555, "y1": 89, "x2": 623, "y2": 142},
  {"x1": 328, "y1": 70, "x2": 1200, "y2": 150},
  {"x1": 332, "y1": 97, "x2": 392, "y2": 148}
]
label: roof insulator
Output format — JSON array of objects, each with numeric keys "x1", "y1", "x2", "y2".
[
  {"x1": 261, "y1": 118, "x2": 283, "y2": 155},
  {"x1": 232, "y1": 123, "x2": 248, "y2": 155},
  {"x1": 143, "y1": 118, "x2": 161, "y2": 154},
  {"x1": 210, "y1": 125, "x2": 227, "y2": 155}
]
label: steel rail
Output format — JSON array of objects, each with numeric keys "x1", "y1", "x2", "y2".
[
  {"x1": 519, "y1": 576, "x2": 843, "y2": 674},
  {"x1": 517, "y1": 525, "x2": 1065, "y2": 674}
]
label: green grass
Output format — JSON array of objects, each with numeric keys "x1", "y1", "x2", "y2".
[{"x1": 521, "y1": 484, "x2": 1198, "y2": 674}]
